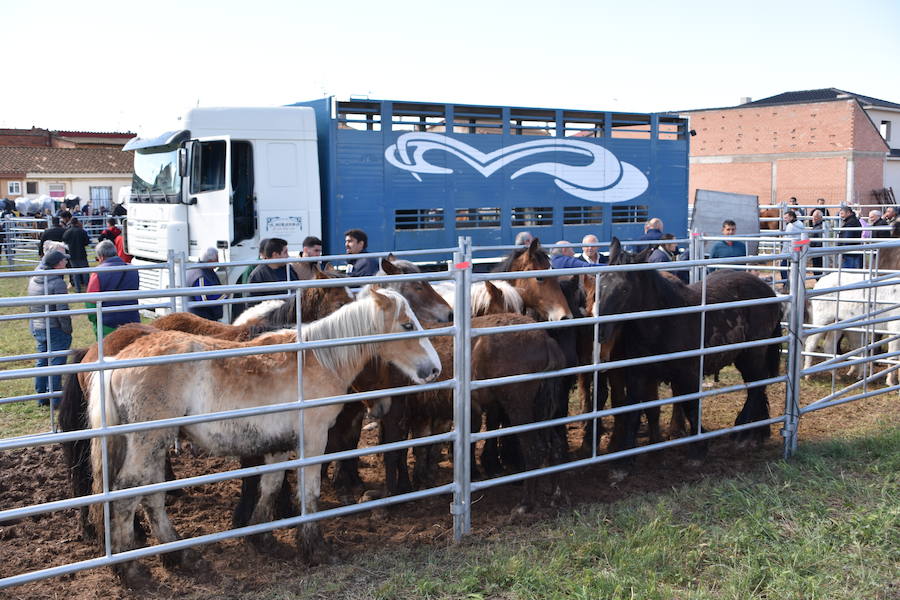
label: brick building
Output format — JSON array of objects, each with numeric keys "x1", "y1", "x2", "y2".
[
  {"x1": 679, "y1": 89, "x2": 895, "y2": 209},
  {"x1": 0, "y1": 128, "x2": 133, "y2": 210}
]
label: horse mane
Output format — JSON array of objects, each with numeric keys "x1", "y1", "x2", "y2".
[
  {"x1": 472, "y1": 281, "x2": 523, "y2": 314},
  {"x1": 302, "y1": 288, "x2": 406, "y2": 375},
  {"x1": 492, "y1": 245, "x2": 551, "y2": 272}
]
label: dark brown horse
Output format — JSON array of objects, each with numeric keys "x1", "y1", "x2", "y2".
[
  {"x1": 596, "y1": 239, "x2": 782, "y2": 460},
  {"x1": 378, "y1": 313, "x2": 566, "y2": 513}
]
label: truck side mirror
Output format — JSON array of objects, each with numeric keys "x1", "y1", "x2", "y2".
[{"x1": 178, "y1": 146, "x2": 189, "y2": 177}]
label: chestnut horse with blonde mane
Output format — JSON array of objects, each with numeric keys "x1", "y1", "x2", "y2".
[{"x1": 87, "y1": 288, "x2": 440, "y2": 585}]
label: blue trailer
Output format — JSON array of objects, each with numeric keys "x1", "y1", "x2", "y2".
[{"x1": 292, "y1": 97, "x2": 689, "y2": 255}]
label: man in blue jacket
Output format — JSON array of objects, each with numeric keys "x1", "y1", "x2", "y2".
[{"x1": 86, "y1": 240, "x2": 140, "y2": 338}]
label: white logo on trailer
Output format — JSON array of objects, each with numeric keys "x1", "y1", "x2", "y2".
[{"x1": 384, "y1": 132, "x2": 648, "y2": 203}]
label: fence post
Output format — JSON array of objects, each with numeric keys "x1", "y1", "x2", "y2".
[
  {"x1": 689, "y1": 230, "x2": 701, "y2": 284},
  {"x1": 783, "y1": 240, "x2": 808, "y2": 458},
  {"x1": 452, "y1": 236, "x2": 473, "y2": 540},
  {"x1": 172, "y1": 251, "x2": 188, "y2": 313}
]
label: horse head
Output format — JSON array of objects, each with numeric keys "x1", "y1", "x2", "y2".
[
  {"x1": 367, "y1": 286, "x2": 441, "y2": 384},
  {"x1": 595, "y1": 238, "x2": 643, "y2": 344},
  {"x1": 378, "y1": 257, "x2": 453, "y2": 323},
  {"x1": 496, "y1": 237, "x2": 572, "y2": 322}
]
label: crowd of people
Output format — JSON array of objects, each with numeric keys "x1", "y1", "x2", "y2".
[{"x1": 17, "y1": 198, "x2": 899, "y2": 410}]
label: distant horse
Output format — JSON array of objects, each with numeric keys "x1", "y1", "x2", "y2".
[
  {"x1": 759, "y1": 206, "x2": 781, "y2": 231},
  {"x1": 86, "y1": 289, "x2": 440, "y2": 585},
  {"x1": 492, "y1": 238, "x2": 572, "y2": 321},
  {"x1": 596, "y1": 239, "x2": 782, "y2": 458},
  {"x1": 803, "y1": 271, "x2": 900, "y2": 384}
]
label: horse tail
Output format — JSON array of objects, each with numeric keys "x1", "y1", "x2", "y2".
[
  {"x1": 88, "y1": 361, "x2": 124, "y2": 544},
  {"x1": 59, "y1": 348, "x2": 96, "y2": 538}
]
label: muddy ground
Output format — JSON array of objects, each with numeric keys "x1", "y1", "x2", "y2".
[{"x1": 1, "y1": 377, "x2": 897, "y2": 599}]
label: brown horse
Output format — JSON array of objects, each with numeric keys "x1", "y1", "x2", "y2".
[
  {"x1": 87, "y1": 289, "x2": 440, "y2": 586},
  {"x1": 492, "y1": 238, "x2": 572, "y2": 321},
  {"x1": 379, "y1": 313, "x2": 565, "y2": 513}
]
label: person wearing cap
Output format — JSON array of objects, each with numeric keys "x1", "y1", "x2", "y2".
[
  {"x1": 27, "y1": 250, "x2": 73, "y2": 407},
  {"x1": 186, "y1": 247, "x2": 225, "y2": 321},
  {"x1": 85, "y1": 240, "x2": 140, "y2": 337}
]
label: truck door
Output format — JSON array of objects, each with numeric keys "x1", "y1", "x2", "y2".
[{"x1": 185, "y1": 137, "x2": 256, "y2": 259}]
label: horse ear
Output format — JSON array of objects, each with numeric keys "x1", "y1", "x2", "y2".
[
  {"x1": 380, "y1": 258, "x2": 401, "y2": 275},
  {"x1": 312, "y1": 264, "x2": 329, "y2": 279},
  {"x1": 608, "y1": 238, "x2": 623, "y2": 264},
  {"x1": 387, "y1": 252, "x2": 396, "y2": 262},
  {"x1": 293, "y1": 261, "x2": 315, "y2": 280},
  {"x1": 484, "y1": 280, "x2": 503, "y2": 304},
  {"x1": 367, "y1": 286, "x2": 393, "y2": 310},
  {"x1": 528, "y1": 237, "x2": 542, "y2": 255}
]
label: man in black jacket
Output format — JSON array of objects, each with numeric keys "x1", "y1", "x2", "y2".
[
  {"x1": 838, "y1": 206, "x2": 863, "y2": 270},
  {"x1": 61, "y1": 217, "x2": 91, "y2": 292},
  {"x1": 247, "y1": 238, "x2": 299, "y2": 298},
  {"x1": 38, "y1": 217, "x2": 65, "y2": 257}
]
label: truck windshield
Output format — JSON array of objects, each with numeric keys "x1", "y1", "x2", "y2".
[{"x1": 132, "y1": 145, "x2": 181, "y2": 200}]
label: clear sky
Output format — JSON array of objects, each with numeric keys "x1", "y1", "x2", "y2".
[{"x1": 3, "y1": 0, "x2": 899, "y2": 135}]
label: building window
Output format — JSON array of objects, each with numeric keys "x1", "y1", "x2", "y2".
[
  {"x1": 881, "y1": 121, "x2": 892, "y2": 142},
  {"x1": 7, "y1": 182, "x2": 21, "y2": 195},
  {"x1": 48, "y1": 183, "x2": 66, "y2": 199},
  {"x1": 90, "y1": 186, "x2": 113, "y2": 209},
  {"x1": 26, "y1": 182, "x2": 37, "y2": 194}
]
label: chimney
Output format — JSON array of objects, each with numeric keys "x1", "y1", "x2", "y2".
[{"x1": 740, "y1": 97, "x2": 752, "y2": 105}]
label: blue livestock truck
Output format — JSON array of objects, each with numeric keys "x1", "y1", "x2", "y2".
[{"x1": 124, "y1": 97, "x2": 688, "y2": 279}]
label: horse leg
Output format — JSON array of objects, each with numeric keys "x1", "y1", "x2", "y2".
[
  {"x1": 803, "y1": 328, "x2": 825, "y2": 380},
  {"x1": 108, "y1": 434, "x2": 169, "y2": 585},
  {"x1": 643, "y1": 385, "x2": 663, "y2": 444},
  {"x1": 295, "y1": 423, "x2": 332, "y2": 564},
  {"x1": 733, "y1": 350, "x2": 773, "y2": 445},
  {"x1": 325, "y1": 402, "x2": 365, "y2": 500},
  {"x1": 671, "y1": 378, "x2": 708, "y2": 461},
  {"x1": 380, "y1": 395, "x2": 412, "y2": 495}
]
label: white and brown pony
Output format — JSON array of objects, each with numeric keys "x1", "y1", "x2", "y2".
[{"x1": 88, "y1": 288, "x2": 440, "y2": 585}]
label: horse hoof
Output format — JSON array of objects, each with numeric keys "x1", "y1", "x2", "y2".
[
  {"x1": 248, "y1": 531, "x2": 278, "y2": 551},
  {"x1": 161, "y1": 547, "x2": 203, "y2": 571},
  {"x1": 114, "y1": 560, "x2": 152, "y2": 588},
  {"x1": 608, "y1": 469, "x2": 628, "y2": 485}
]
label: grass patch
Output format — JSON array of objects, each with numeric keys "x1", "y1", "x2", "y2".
[{"x1": 254, "y1": 427, "x2": 898, "y2": 600}]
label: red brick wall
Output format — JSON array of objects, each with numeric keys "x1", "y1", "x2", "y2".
[
  {"x1": 855, "y1": 155, "x2": 886, "y2": 207},
  {"x1": 688, "y1": 100, "x2": 856, "y2": 156},
  {"x1": 689, "y1": 162, "x2": 772, "y2": 204},
  {"x1": 775, "y1": 156, "x2": 847, "y2": 204}
]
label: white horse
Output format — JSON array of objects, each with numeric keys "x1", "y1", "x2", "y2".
[
  {"x1": 89, "y1": 288, "x2": 440, "y2": 585},
  {"x1": 803, "y1": 271, "x2": 900, "y2": 383}
]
